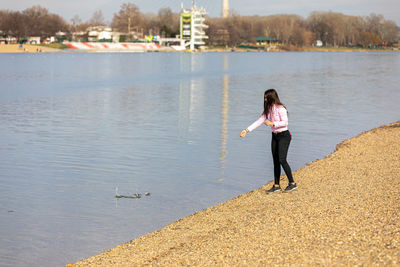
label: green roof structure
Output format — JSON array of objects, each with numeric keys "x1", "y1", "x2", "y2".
[{"x1": 254, "y1": 36, "x2": 277, "y2": 42}]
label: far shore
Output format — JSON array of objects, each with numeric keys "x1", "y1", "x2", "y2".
[
  {"x1": 68, "y1": 121, "x2": 400, "y2": 266},
  {"x1": 1, "y1": 43, "x2": 398, "y2": 53}
]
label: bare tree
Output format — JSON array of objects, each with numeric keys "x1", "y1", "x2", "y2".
[
  {"x1": 43, "y1": 13, "x2": 68, "y2": 35},
  {"x1": 112, "y1": 3, "x2": 142, "y2": 34},
  {"x1": 9, "y1": 5, "x2": 68, "y2": 40},
  {"x1": 262, "y1": 15, "x2": 309, "y2": 46},
  {"x1": 205, "y1": 17, "x2": 230, "y2": 46},
  {"x1": 380, "y1": 20, "x2": 398, "y2": 45},
  {"x1": 70, "y1": 15, "x2": 89, "y2": 33},
  {"x1": 307, "y1": 12, "x2": 334, "y2": 46},
  {"x1": 89, "y1": 10, "x2": 106, "y2": 26},
  {"x1": 344, "y1": 16, "x2": 364, "y2": 46},
  {"x1": 71, "y1": 15, "x2": 82, "y2": 26},
  {"x1": 1, "y1": 11, "x2": 27, "y2": 41},
  {"x1": 360, "y1": 32, "x2": 382, "y2": 47},
  {"x1": 365, "y1": 13, "x2": 384, "y2": 36},
  {"x1": 22, "y1": 5, "x2": 49, "y2": 37},
  {"x1": 0, "y1": 10, "x2": 9, "y2": 34},
  {"x1": 70, "y1": 15, "x2": 82, "y2": 31},
  {"x1": 142, "y1": 12, "x2": 159, "y2": 36},
  {"x1": 366, "y1": 13, "x2": 398, "y2": 45}
]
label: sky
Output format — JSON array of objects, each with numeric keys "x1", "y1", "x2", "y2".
[{"x1": 2, "y1": 0, "x2": 400, "y2": 26}]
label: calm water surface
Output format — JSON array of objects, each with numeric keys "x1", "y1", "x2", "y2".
[{"x1": 0, "y1": 52, "x2": 399, "y2": 266}]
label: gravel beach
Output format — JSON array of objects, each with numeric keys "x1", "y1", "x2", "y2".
[{"x1": 68, "y1": 121, "x2": 400, "y2": 266}]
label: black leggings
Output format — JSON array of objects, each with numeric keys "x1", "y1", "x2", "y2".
[{"x1": 271, "y1": 130, "x2": 294, "y2": 185}]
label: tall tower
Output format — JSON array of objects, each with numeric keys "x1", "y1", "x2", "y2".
[
  {"x1": 180, "y1": 3, "x2": 208, "y2": 50},
  {"x1": 222, "y1": 0, "x2": 229, "y2": 18}
]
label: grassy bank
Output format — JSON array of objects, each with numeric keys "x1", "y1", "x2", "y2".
[
  {"x1": 68, "y1": 121, "x2": 400, "y2": 266},
  {"x1": 39, "y1": 43, "x2": 69, "y2": 50}
]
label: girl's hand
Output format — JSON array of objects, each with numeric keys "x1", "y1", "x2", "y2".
[
  {"x1": 264, "y1": 120, "x2": 274, "y2": 126},
  {"x1": 240, "y1": 130, "x2": 247, "y2": 138}
]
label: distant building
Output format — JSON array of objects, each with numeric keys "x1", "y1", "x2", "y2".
[
  {"x1": 27, "y1": 37, "x2": 41, "y2": 44},
  {"x1": 0, "y1": 31, "x2": 17, "y2": 44},
  {"x1": 315, "y1": 40, "x2": 323, "y2": 47},
  {"x1": 254, "y1": 36, "x2": 278, "y2": 45},
  {"x1": 42, "y1": 37, "x2": 56, "y2": 44},
  {"x1": 87, "y1": 26, "x2": 113, "y2": 42},
  {"x1": 56, "y1": 31, "x2": 67, "y2": 42},
  {"x1": 70, "y1": 26, "x2": 122, "y2": 42},
  {"x1": 180, "y1": 4, "x2": 209, "y2": 50},
  {"x1": 71, "y1": 31, "x2": 87, "y2": 42},
  {"x1": 0, "y1": 31, "x2": 5, "y2": 44}
]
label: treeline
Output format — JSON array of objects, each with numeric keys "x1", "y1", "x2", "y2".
[
  {"x1": 0, "y1": 6, "x2": 68, "y2": 40},
  {"x1": 207, "y1": 12, "x2": 399, "y2": 47},
  {"x1": 0, "y1": 3, "x2": 398, "y2": 48},
  {"x1": 0, "y1": 4, "x2": 180, "y2": 41}
]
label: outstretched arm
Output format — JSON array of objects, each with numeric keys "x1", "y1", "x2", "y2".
[{"x1": 240, "y1": 114, "x2": 266, "y2": 138}]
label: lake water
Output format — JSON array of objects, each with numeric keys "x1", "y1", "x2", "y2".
[{"x1": 0, "y1": 52, "x2": 399, "y2": 266}]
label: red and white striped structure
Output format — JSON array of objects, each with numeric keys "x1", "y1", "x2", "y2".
[{"x1": 65, "y1": 42, "x2": 162, "y2": 52}]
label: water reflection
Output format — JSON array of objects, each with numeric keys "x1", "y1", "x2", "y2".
[
  {"x1": 219, "y1": 54, "x2": 230, "y2": 178},
  {"x1": 219, "y1": 75, "x2": 229, "y2": 178},
  {"x1": 178, "y1": 54, "x2": 207, "y2": 144},
  {"x1": 178, "y1": 81, "x2": 191, "y2": 143}
]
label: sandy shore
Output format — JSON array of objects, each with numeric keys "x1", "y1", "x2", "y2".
[
  {"x1": 68, "y1": 121, "x2": 400, "y2": 266},
  {"x1": 0, "y1": 44, "x2": 61, "y2": 53}
]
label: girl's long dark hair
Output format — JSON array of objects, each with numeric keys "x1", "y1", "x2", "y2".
[{"x1": 263, "y1": 89, "x2": 287, "y2": 117}]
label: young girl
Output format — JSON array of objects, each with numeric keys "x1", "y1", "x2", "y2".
[{"x1": 240, "y1": 89, "x2": 297, "y2": 194}]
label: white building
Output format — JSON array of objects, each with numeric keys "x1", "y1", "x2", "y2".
[
  {"x1": 180, "y1": 3, "x2": 209, "y2": 50},
  {"x1": 27, "y1": 36, "x2": 41, "y2": 44},
  {"x1": 87, "y1": 26, "x2": 113, "y2": 42},
  {"x1": 315, "y1": 40, "x2": 323, "y2": 47}
]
